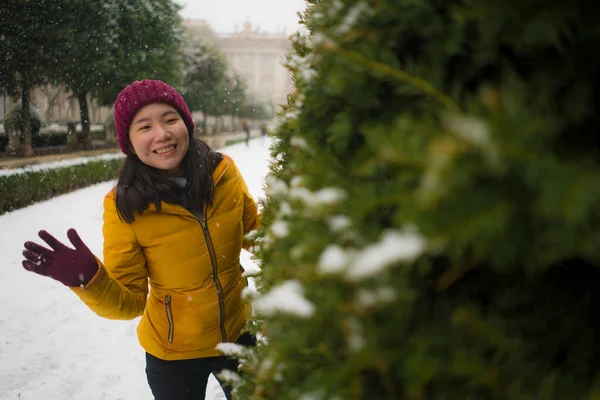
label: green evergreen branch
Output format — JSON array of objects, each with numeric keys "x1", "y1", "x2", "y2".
[
  {"x1": 322, "y1": 44, "x2": 462, "y2": 112},
  {"x1": 435, "y1": 262, "x2": 474, "y2": 291},
  {"x1": 375, "y1": 361, "x2": 397, "y2": 399}
]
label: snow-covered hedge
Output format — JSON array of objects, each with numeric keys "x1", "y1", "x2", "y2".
[{"x1": 0, "y1": 158, "x2": 123, "y2": 215}]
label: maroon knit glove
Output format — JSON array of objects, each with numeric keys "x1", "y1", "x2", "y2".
[{"x1": 22, "y1": 229, "x2": 98, "y2": 288}]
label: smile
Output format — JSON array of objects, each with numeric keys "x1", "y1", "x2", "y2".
[{"x1": 154, "y1": 145, "x2": 176, "y2": 155}]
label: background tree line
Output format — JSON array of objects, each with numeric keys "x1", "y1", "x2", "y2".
[
  {"x1": 0, "y1": 0, "x2": 270, "y2": 156},
  {"x1": 182, "y1": 42, "x2": 273, "y2": 136}
]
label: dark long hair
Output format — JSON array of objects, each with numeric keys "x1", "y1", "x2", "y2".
[{"x1": 115, "y1": 137, "x2": 224, "y2": 223}]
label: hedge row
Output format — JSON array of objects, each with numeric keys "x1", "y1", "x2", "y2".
[
  {"x1": 0, "y1": 130, "x2": 107, "y2": 152},
  {"x1": 0, "y1": 158, "x2": 124, "y2": 215},
  {"x1": 0, "y1": 133, "x2": 68, "y2": 152}
]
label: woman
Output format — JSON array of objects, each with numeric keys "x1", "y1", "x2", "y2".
[{"x1": 21, "y1": 79, "x2": 259, "y2": 399}]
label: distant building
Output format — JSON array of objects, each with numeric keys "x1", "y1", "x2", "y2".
[{"x1": 183, "y1": 19, "x2": 294, "y2": 108}]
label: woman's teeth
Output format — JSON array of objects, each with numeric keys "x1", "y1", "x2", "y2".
[{"x1": 155, "y1": 145, "x2": 175, "y2": 154}]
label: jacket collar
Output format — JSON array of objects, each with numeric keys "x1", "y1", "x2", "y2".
[
  {"x1": 212, "y1": 157, "x2": 231, "y2": 186},
  {"x1": 146, "y1": 158, "x2": 231, "y2": 216}
]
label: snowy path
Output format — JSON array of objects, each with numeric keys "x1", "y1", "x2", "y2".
[{"x1": 0, "y1": 138, "x2": 272, "y2": 399}]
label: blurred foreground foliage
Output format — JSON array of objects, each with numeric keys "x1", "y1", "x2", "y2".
[{"x1": 237, "y1": 0, "x2": 600, "y2": 399}]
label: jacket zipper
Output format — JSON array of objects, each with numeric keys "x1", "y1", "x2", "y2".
[
  {"x1": 195, "y1": 211, "x2": 228, "y2": 343},
  {"x1": 165, "y1": 295, "x2": 174, "y2": 343}
]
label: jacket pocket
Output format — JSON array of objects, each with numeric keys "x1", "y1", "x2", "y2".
[{"x1": 165, "y1": 295, "x2": 174, "y2": 343}]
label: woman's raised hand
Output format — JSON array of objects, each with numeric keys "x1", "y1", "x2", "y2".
[{"x1": 22, "y1": 229, "x2": 98, "y2": 288}]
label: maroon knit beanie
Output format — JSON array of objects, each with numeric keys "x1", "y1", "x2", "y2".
[{"x1": 113, "y1": 79, "x2": 195, "y2": 155}]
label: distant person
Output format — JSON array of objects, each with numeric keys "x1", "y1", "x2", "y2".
[
  {"x1": 241, "y1": 118, "x2": 250, "y2": 146},
  {"x1": 260, "y1": 123, "x2": 268, "y2": 137},
  {"x1": 21, "y1": 79, "x2": 259, "y2": 400}
]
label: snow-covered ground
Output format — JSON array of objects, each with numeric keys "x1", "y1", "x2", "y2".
[{"x1": 0, "y1": 137, "x2": 272, "y2": 399}]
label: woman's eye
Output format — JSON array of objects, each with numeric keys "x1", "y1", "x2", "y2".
[
  {"x1": 166, "y1": 118, "x2": 178, "y2": 124},
  {"x1": 139, "y1": 125, "x2": 151, "y2": 131}
]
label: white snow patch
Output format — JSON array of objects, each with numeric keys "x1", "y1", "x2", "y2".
[
  {"x1": 289, "y1": 186, "x2": 346, "y2": 208},
  {"x1": 336, "y1": 2, "x2": 372, "y2": 36},
  {"x1": 283, "y1": 53, "x2": 311, "y2": 71},
  {"x1": 328, "y1": 0, "x2": 345, "y2": 18},
  {"x1": 347, "y1": 230, "x2": 426, "y2": 280},
  {"x1": 215, "y1": 342, "x2": 246, "y2": 358},
  {"x1": 241, "y1": 285, "x2": 258, "y2": 300},
  {"x1": 270, "y1": 220, "x2": 290, "y2": 238},
  {"x1": 278, "y1": 201, "x2": 293, "y2": 217},
  {"x1": 311, "y1": 32, "x2": 335, "y2": 48},
  {"x1": 265, "y1": 175, "x2": 288, "y2": 197},
  {"x1": 215, "y1": 369, "x2": 242, "y2": 384},
  {"x1": 314, "y1": 187, "x2": 346, "y2": 205},
  {"x1": 289, "y1": 187, "x2": 313, "y2": 203},
  {"x1": 301, "y1": 68, "x2": 317, "y2": 82},
  {"x1": 284, "y1": 109, "x2": 300, "y2": 120},
  {"x1": 328, "y1": 215, "x2": 351, "y2": 232},
  {"x1": 318, "y1": 245, "x2": 351, "y2": 274},
  {"x1": 244, "y1": 229, "x2": 261, "y2": 242},
  {"x1": 253, "y1": 280, "x2": 315, "y2": 318},
  {"x1": 442, "y1": 113, "x2": 490, "y2": 149},
  {"x1": 290, "y1": 176, "x2": 304, "y2": 188},
  {"x1": 290, "y1": 136, "x2": 310, "y2": 150},
  {"x1": 294, "y1": 94, "x2": 305, "y2": 108}
]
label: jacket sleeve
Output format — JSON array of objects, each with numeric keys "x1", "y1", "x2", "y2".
[
  {"x1": 71, "y1": 193, "x2": 149, "y2": 320},
  {"x1": 237, "y1": 167, "x2": 260, "y2": 251}
]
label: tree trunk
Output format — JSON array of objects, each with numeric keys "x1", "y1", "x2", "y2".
[
  {"x1": 202, "y1": 110, "x2": 208, "y2": 134},
  {"x1": 6, "y1": 124, "x2": 22, "y2": 155},
  {"x1": 218, "y1": 116, "x2": 224, "y2": 134},
  {"x1": 6, "y1": 93, "x2": 22, "y2": 154},
  {"x1": 105, "y1": 122, "x2": 116, "y2": 144},
  {"x1": 78, "y1": 92, "x2": 92, "y2": 149},
  {"x1": 20, "y1": 79, "x2": 33, "y2": 156},
  {"x1": 67, "y1": 122, "x2": 79, "y2": 149}
]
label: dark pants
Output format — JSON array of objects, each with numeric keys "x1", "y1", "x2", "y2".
[{"x1": 146, "y1": 333, "x2": 256, "y2": 400}]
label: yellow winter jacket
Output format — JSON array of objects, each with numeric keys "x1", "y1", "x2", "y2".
[{"x1": 71, "y1": 154, "x2": 259, "y2": 360}]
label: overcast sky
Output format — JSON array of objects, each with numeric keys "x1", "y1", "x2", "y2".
[{"x1": 175, "y1": 0, "x2": 307, "y2": 34}]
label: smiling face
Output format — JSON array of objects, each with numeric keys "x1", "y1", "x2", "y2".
[{"x1": 128, "y1": 103, "x2": 190, "y2": 175}]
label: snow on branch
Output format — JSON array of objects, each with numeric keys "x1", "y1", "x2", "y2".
[
  {"x1": 318, "y1": 230, "x2": 427, "y2": 280},
  {"x1": 347, "y1": 230, "x2": 426, "y2": 280},
  {"x1": 253, "y1": 280, "x2": 315, "y2": 318}
]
